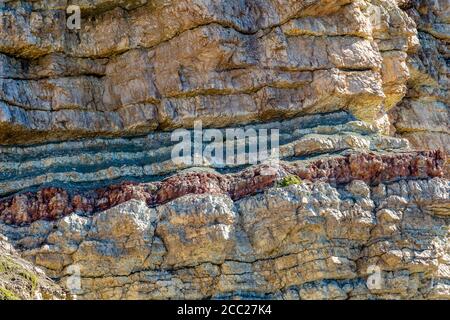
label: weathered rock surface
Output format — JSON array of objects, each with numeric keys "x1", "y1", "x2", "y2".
[
  {"x1": 0, "y1": 177, "x2": 448, "y2": 299},
  {"x1": 0, "y1": 0, "x2": 449, "y2": 300},
  {"x1": 0, "y1": 150, "x2": 445, "y2": 225},
  {"x1": 0, "y1": 0, "x2": 421, "y2": 143},
  {"x1": 0, "y1": 111, "x2": 415, "y2": 197},
  {"x1": 390, "y1": 0, "x2": 449, "y2": 152},
  {"x1": 0, "y1": 235, "x2": 66, "y2": 300}
]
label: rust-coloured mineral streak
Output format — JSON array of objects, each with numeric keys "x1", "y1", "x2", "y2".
[{"x1": 0, "y1": 151, "x2": 445, "y2": 225}]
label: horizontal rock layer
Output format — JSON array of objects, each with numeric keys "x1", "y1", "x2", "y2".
[
  {"x1": 0, "y1": 111, "x2": 413, "y2": 197},
  {"x1": 390, "y1": 0, "x2": 449, "y2": 152},
  {"x1": 0, "y1": 150, "x2": 446, "y2": 225}
]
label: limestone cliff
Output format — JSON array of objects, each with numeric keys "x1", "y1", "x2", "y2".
[
  {"x1": 391, "y1": 0, "x2": 449, "y2": 153},
  {"x1": 0, "y1": 0, "x2": 448, "y2": 300}
]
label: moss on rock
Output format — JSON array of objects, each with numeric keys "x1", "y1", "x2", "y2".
[{"x1": 276, "y1": 175, "x2": 303, "y2": 188}]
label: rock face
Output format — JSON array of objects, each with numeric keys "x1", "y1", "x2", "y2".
[
  {"x1": 0, "y1": 0, "x2": 420, "y2": 143},
  {"x1": 0, "y1": 0, "x2": 449, "y2": 300},
  {"x1": 0, "y1": 235, "x2": 65, "y2": 300},
  {"x1": 1, "y1": 178, "x2": 448, "y2": 299},
  {"x1": 390, "y1": 0, "x2": 450, "y2": 153},
  {"x1": 0, "y1": 150, "x2": 445, "y2": 225}
]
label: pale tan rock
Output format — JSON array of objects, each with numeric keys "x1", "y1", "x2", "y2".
[
  {"x1": 156, "y1": 195, "x2": 236, "y2": 267},
  {"x1": 0, "y1": 177, "x2": 448, "y2": 299},
  {"x1": 0, "y1": 0, "x2": 448, "y2": 302},
  {"x1": 391, "y1": 0, "x2": 449, "y2": 152},
  {"x1": 381, "y1": 51, "x2": 410, "y2": 110},
  {"x1": 0, "y1": 0, "x2": 426, "y2": 143}
]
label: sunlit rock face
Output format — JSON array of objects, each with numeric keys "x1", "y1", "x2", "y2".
[
  {"x1": 390, "y1": 0, "x2": 450, "y2": 153},
  {"x1": 1, "y1": 177, "x2": 449, "y2": 299},
  {"x1": 0, "y1": 0, "x2": 448, "y2": 300},
  {"x1": 0, "y1": 235, "x2": 66, "y2": 300},
  {"x1": 0, "y1": 0, "x2": 421, "y2": 143}
]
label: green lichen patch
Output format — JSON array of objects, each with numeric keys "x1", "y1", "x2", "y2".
[
  {"x1": 276, "y1": 175, "x2": 303, "y2": 188},
  {"x1": 0, "y1": 286, "x2": 19, "y2": 300},
  {"x1": 0, "y1": 255, "x2": 39, "y2": 299}
]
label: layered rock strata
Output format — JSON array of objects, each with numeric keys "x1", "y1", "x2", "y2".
[
  {"x1": 390, "y1": 0, "x2": 450, "y2": 152},
  {"x1": 1, "y1": 0, "x2": 419, "y2": 143},
  {"x1": 0, "y1": 0, "x2": 449, "y2": 300},
  {"x1": 0, "y1": 111, "x2": 412, "y2": 197},
  {"x1": 0, "y1": 176, "x2": 448, "y2": 299},
  {"x1": 0, "y1": 149, "x2": 445, "y2": 225}
]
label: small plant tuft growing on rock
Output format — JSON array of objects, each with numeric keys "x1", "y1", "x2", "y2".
[
  {"x1": 276, "y1": 175, "x2": 303, "y2": 188},
  {"x1": 0, "y1": 287, "x2": 19, "y2": 300},
  {"x1": 0, "y1": 256, "x2": 39, "y2": 295}
]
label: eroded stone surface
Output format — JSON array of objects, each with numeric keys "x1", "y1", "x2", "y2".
[
  {"x1": 0, "y1": 177, "x2": 448, "y2": 299},
  {"x1": 0, "y1": 0, "x2": 449, "y2": 301},
  {"x1": 390, "y1": 0, "x2": 449, "y2": 152},
  {"x1": 0, "y1": 235, "x2": 66, "y2": 300},
  {"x1": 0, "y1": 150, "x2": 445, "y2": 225},
  {"x1": 0, "y1": 0, "x2": 421, "y2": 143}
]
